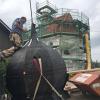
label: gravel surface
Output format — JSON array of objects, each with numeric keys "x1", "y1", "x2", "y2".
[{"x1": 67, "y1": 92, "x2": 100, "y2": 100}]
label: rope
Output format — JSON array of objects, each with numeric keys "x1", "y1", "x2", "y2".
[
  {"x1": 33, "y1": 75, "x2": 42, "y2": 100},
  {"x1": 33, "y1": 58, "x2": 65, "y2": 100},
  {"x1": 42, "y1": 75, "x2": 64, "y2": 100},
  {"x1": 33, "y1": 58, "x2": 42, "y2": 100},
  {"x1": 29, "y1": 0, "x2": 33, "y2": 23}
]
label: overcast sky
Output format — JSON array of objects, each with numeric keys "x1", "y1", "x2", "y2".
[{"x1": 0, "y1": 0, "x2": 100, "y2": 62}]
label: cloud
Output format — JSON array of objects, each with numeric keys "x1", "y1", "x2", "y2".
[
  {"x1": 0, "y1": 0, "x2": 35, "y2": 27},
  {"x1": 91, "y1": 36, "x2": 100, "y2": 48},
  {"x1": 91, "y1": 46, "x2": 100, "y2": 61}
]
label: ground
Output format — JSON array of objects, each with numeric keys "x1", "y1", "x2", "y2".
[{"x1": 67, "y1": 91, "x2": 100, "y2": 100}]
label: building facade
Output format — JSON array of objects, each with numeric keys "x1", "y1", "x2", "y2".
[
  {"x1": 0, "y1": 19, "x2": 12, "y2": 51},
  {"x1": 36, "y1": 1, "x2": 91, "y2": 71}
]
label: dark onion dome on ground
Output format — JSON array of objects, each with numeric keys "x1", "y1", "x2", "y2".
[{"x1": 6, "y1": 23, "x2": 69, "y2": 100}]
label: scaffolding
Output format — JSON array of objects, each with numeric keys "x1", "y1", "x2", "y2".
[
  {"x1": 35, "y1": 1, "x2": 91, "y2": 71},
  {"x1": 22, "y1": 1, "x2": 91, "y2": 71}
]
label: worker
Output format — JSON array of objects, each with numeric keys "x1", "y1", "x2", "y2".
[{"x1": 0, "y1": 17, "x2": 27, "y2": 61}]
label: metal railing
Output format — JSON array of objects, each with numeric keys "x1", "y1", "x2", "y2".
[
  {"x1": 55, "y1": 8, "x2": 89, "y2": 26},
  {"x1": 36, "y1": 1, "x2": 58, "y2": 12}
]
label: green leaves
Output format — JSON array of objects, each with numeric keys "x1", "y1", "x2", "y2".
[{"x1": 0, "y1": 59, "x2": 9, "y2": 76}]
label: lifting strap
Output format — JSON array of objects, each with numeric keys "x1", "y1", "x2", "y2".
[
  {"x1": 33, "y1": 58, "x2": 64, "y2": 100},
  {"x1": 33, "y1": 58, "x2": 42, "y2": 100}
]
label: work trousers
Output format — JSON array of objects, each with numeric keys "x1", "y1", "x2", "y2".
[{"x1": 2, "y1": 33, "x2": 22, "y2": 57}]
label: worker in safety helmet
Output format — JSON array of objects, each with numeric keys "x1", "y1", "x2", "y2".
[{"x1": 0, "y1": 17, "x2": 27, "y2": 61}]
